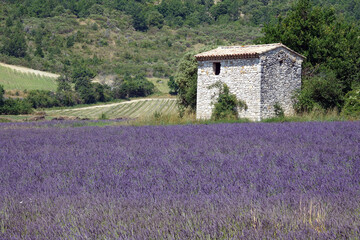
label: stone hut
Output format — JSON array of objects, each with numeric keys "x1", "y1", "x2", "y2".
[{"x1": 195, "y1": 43, "x2": 305, "y2": 121}]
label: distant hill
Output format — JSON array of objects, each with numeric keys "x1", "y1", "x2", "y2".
[{"x1": 0, "y1": 0, "x2": 358, "y2": 81}]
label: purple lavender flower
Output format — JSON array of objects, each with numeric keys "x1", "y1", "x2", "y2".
[{"x1": 0, "y1": 121, "x2": 359, "y2": 239}]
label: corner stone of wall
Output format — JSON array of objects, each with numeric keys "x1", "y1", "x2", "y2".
[{"x1": 260, "y1": 48, "x2": 303, "y2": 120}]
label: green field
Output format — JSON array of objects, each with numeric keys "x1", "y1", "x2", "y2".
[
  {"x1": 0, "y1": 65, "x2": 58, "y2": 91},
  {"x1": 46, "y1": 98, "x2": 177, "y2": 119},
  {"x1": 148, "y1": 78, "x2": 170, "y2": 95}
]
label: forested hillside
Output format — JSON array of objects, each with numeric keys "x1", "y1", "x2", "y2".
[
  {"x1": 1, "y1": 0, "x2": 359, "y2": 116},
  {"x1": 0, "y1": 0, "x2": 359, "y2": 78}
]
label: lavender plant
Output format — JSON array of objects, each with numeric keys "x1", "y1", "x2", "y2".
[
  {"x1": 0, "y1": 119, "x2": 126, "y2": 129},
  {"x1": 0, "y1": 122, "x2": 359, "y2": 239}
]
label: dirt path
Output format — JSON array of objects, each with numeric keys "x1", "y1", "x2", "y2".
[
  {"x1": 0, "y1": 62, "x2": 60, "y2": 78},
  {"x1": 47, "y1": 98, "x2": 177, "y2": 112}
]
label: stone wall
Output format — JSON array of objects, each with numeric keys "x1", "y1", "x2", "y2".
[
  {"x1": 196, "y1": 58, "x2": 262, "y2": 121},
  {"x1": 196, "y1": 47, "x2": 303, "y2": 121},
  {"x1": 260, "y1": 48, "x2": 303, "y2": 119}
]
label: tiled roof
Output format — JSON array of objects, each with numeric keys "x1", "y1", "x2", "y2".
[{"x1": 195, "y1": 43, "x2": 305, "y2": 61}]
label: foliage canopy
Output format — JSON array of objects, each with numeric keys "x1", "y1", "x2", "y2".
[
  {"x1": 0, "y1": 85, "x2": 4, "y2": 105},
  {"x1": 260, "y1": 0, "x2": 360, "y2": 112},
  {"x1": 175, "y1": 52, "x2": 198, "y2": 112}
]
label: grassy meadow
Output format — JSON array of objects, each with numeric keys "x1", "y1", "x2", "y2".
[
  {"x1": 0, "y1": 65, "x2": 58, "y2": 91},
  {"x1": 45, "y1": 98, "x2": 177, "y2": 119},
  {"x1": 148, "y1": 78, "x2": 171, "y2": 95}
]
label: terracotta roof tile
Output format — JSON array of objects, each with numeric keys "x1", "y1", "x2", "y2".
[{"x1": 195, "y1": 43, "x2": 305, "y2": 61}]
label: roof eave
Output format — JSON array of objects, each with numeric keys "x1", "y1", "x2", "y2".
[{"x1": 195, "y1": 53, "x2": 259, "y2": 61}]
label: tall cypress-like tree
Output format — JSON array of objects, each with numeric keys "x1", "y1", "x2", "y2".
[{"x1": 0, "y1": 85, "x2": 4, "y2": 106}]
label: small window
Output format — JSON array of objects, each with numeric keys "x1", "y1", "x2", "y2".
[
  {"x1": 213, "y1": 62, "x2": 221, "y2": 75},
  {"x1": 279, "y1": 60, "x2": 283, "y2": 66}
]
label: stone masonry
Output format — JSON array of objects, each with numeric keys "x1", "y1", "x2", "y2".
[{"x1": 195, "y1": 43, "x2": 305, "y2": 121}]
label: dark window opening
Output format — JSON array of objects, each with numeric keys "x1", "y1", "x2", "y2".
[
  {"x1": 213, "y1": 62, "x2": 221, "y2": 75},
  {"x1": 279, "y1": 60, "x2": 283, "y2": 66}
]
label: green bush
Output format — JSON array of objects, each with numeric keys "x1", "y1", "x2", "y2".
[
  {"x1": 146, "y1": 10, "x2": 164, "y2": 29},
  {"x1": 293, "y1": 69, "x2": 343, "y2": 113},
  {"x1": 0, "y1": 99, "x2": 33, "y2": 115},
  {"x1": 210, "y1": 82, "x2": 247, "y2": 120},
  {"x1": 56, "y1": 90, "x2": 82, "y2": 107},
  {"x1": 112, "y1": 74, "x2": 155, "y2": 99},
  {"x1": 77, "y1": 86, "x2": 96, "y2": 104},
  {"x1": 292, "y1": 88, "x2": 315, "y2": 113},
  {"x1": 98, "y1": 112, "x2": 108, "y2": 120},
  {"x1": 93, "y1": 83, "x2": 113, "y2": 102},
  {"x1": 66, "y1": 36, "x2": 75, "y2": 48},
  {"x1": 56, "y1": 75, "x2": 72, "y2": 92},
  {"x1": 168, "y1": 76, "x2": 179, "y2": 95},
  {"x1": 0, "y1": 85, "x2": 4, "y2": 105},
  {"x1": 274, "y1": 103, "x2": 285, "y2": 118},
  {"x1": 71, "y1": 62, "x2": 97, "y2": 104},
  {"x1": 26, "y1": 90, "x2": 59, "y2": 108},
  {"x1": 342, "y1": 87, "x2": 360, "y2": 118}
]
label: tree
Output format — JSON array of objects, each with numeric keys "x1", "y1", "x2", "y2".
[
  {"x1": 0, "y1": 85, "x2": 5, "y2": 105},
  {"x1": 293, "y1": 69, "x2": 344, "y2": 112},
  {"x1": 0, "y1": 99, "x2": 32, "y2": 115},
  {"x1": 259, "y1": 0, "x2": 336, "y2": 65},
  {"x1": 175, "y1": 52, "x2": 198, "y2": 112},
  {"x1": 259, "y1": 0, "x2": 360, "y2": 111},
  {"x1": 342, "y1": 86, "x2": 360, "y2": 117},
  {"x1": 56, "y1": 75, "x2": 81, "y2": 106},
  {"x1": 146, "y1": 10, "x2": 164, "y2": 29},
  {"x1": 93, "y1": 83, "x2": 106, "y2": 102},
  {"x1": 175, "y1": 46, "x2": 216, "y2": 113},
  {"x1": 26, "y1": 90, "x2": 58, "y2": 108},
  {"x1": 27, "y1": 0, "x2": 53, "y2": 18},
  {"x1": 70, "y1": 63, "x2": 97, "y2": 104},
  {"x1": 66, "y1": 36, "x2": 75, "y2": 48},
  {"x1": 34, "y1": 29, "x2": 44, "y2": 58},
  {"x1": 35, "y1": 45, "x2": 44, "y2": 58},
  {"x1": 210, "y1": 1, "x2": 229, "y2": 21},
  {"x1": 1, "y1": 22, "x2": 27, "y2": 58},
  {"x1": 57, "y1": 75, "x2": 72, "y2": 92},
  {"x1": 128, "y1": 3, "x2": 148, "y2": 31},
  {"x1": 112, "y1": 74, "x2": 155, "y2": 99},
  {"x1": 168, "y1": 76, "x2": 179, "y2": 95}
]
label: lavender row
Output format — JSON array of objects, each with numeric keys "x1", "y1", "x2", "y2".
[{"x1": 0, "y1": 119, "x2": 126, "y2": 129}]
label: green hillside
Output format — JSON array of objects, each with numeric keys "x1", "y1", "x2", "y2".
[
  {"x1": 0, "y1": 65, "x2": 57, "y2": 91},
  {"x1": 0, "y1": 0, "x2": 359, "y2": 117},
  {"x1": 0, "y1": 17, "x2": 261, "y2": 80},
  {"x1": 0, "y1": 0, "x2": 358, "y2": 80}
]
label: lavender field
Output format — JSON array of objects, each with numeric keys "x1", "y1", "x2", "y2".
[{"x1": 0, "y1": 121, "x2": 359, "y2": 239}]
